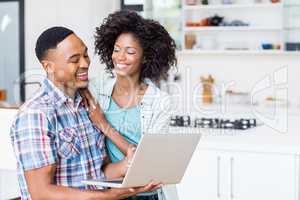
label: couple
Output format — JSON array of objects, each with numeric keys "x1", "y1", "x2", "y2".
[{"x1": 10, "y1": 10, "x2": 177, "y2": 200}]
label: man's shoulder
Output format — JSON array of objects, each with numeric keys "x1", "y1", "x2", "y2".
[{"x1": 17, "y1": 89, "x2": 56, "y2": 119}]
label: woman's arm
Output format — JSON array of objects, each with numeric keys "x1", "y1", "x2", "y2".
[
  {"x1": 80, "y1": 89, "x2": 132, "y2": 155},
  {"x1": 103, "y1": 146, "x2": 135, "y2": 178}
]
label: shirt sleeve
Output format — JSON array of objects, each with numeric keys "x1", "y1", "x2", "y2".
[{"x1": 10, "y1": 109, "x2": 57, "y2": 171}]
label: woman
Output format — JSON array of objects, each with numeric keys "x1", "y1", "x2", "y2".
[{"x1": 84, "y1": 10, "x2": 177, "y2": 200}]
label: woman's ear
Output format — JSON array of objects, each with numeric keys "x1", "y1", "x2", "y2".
[{"x1": 142, "y1": 57, "x2": 147, "y2": 64}]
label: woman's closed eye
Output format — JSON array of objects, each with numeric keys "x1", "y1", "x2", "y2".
[{"x1": 127, "y1": 50, "x2": 136, "y2": 55}]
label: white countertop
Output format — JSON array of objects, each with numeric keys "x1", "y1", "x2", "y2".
[{"x1": 0, "y1": 108, "x2": 18, "y2": 170}]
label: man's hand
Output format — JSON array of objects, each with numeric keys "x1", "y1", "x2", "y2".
[{"x1": 108, "y1": 181, "x2": 163, "y2": 199}]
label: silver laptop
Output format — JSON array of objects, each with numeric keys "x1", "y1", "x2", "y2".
[{"x1": 82, "y1": 133, "x2": 201, "y2": 188}]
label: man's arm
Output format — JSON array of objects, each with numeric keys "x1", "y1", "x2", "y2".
[{"x1": 25, "y1": 164, "x2": 160, "y2": 200}]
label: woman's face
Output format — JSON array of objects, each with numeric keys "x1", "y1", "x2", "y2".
[{"x1": 112, "y1": 32, "x2": 143, "y2": 78}]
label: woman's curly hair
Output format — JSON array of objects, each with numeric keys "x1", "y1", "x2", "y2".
[{"x1": 94, "y1": 10, "x2": 177, "y2": 83}]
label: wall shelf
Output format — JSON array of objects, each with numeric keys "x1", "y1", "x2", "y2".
[
  {"x1": 184, "y1": 26, "x2": 283, "y2": 32},
  {"x1": 181, "y1": 0, "x2": 299, "y2": 54},
  {"x1": 284, "y1": 27, "x2": 300, "y2": 30},
  {"x1": 183, "y1": 3, "x2": 283, "y2": 10},
  {"x1": 178, "y1": 49, "x2": 300, "y2": 56}
]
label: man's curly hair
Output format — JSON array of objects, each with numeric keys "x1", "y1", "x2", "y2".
[{"x1": 94, "y1": 10, "x2": 177, "y2": 83}]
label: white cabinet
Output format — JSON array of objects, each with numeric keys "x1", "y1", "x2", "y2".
[
  {"x1": 177, "y1": 149, "x2": 297, "y2": 200},
  {"x1": 230, "y1": 151, "x2": 296, "y2": 200},
  {"x1": 177, "y1": 150, "x2": 221, "y2": 200}
]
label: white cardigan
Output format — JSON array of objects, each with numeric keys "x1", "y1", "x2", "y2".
[
  {"x1": 89, "y1": 74, "x2": 178, "y2": 200},
  {"x1": 89, "y1": 74, "x2": 171, "y2": 135}
]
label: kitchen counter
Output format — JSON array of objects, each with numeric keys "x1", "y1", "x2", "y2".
[
  {"x1": 170, "y1": 112, "x2": 300, "y2": 154},
  {"x1": 0, "y1": 102, "x2": 19, "y2": 109},
  {"x1": 0, "y1": 108, "x2": 19, "y2": 199}
]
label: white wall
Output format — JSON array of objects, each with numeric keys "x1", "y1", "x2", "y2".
[
  {"x1": 23, "y1": 0, "x2": 300, "y2": 115},
  {"x1": 24, "y1": 0, "x2": 119, "y2": 99},
  {"x1": 174, "y1": 53, "x2": 300, "y2": 113}
]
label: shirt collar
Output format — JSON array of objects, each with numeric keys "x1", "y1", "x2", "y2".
[{"x1": 42, "y1": 78, "x2": 83, "y2": 108}]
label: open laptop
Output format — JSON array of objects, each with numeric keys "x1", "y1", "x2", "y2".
[{"x1": 82, "y1": 133, "x2": 201, "y2": 188}]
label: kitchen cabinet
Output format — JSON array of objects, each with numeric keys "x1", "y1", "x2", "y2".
[
  {"x1": 177, "y1": 148, "x2": 297, "y2": 200},
  {"x1": 177, "y1": 150, "x2": 222, "y2": 200},
  {"x1": 230, "y1": 151, "x2": 296, "y2": 200}
]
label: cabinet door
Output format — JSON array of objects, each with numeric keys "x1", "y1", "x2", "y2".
[
  {"x1": 230, "y1": 152, "x2": 296, "y2": 200},
  {"x1": 177, "y1": 149, "x2": 227, "y2": 200}
]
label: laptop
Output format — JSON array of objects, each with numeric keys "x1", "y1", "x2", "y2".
[{"x1": 82, "y1": 133, "x2": 201, "y2": 188}]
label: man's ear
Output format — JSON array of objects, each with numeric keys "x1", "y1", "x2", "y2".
[{"x1": 41, "y1": 60, "x2": 54, "y2": 75}]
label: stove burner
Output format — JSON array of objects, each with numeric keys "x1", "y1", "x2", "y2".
[
  {"x1": 170, "y1": 115, "x2": 191, "y2": 127},
  {"x1": 170, "y1": 116, "x2": 256, "y2": 130}
]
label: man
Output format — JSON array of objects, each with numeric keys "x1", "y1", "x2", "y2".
[{"x1": 10, "y1": 26, "x2": 159, "y2": 200}]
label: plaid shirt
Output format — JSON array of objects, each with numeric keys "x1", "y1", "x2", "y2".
[{"x1": 10, "y1": 78, "x2": 107, "y2": 200}]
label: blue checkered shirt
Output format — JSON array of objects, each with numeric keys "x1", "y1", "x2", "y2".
[{"x1": 10, "y1": 78, "x2": 107, "y2": 200}]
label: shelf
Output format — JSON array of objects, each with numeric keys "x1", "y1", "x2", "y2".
[
  {"x1": 180, "y1": 1, "x2": 296, "y2": 56},
  {"x1": 178, "y1": 49, "x2": 300, "y2": 56},
  {"x1": 183, "y1": 26, "x2": 283, "y2": 32},
  {"x1": 284, "y1": 4, "x2": 300, "y2": 7},
  {"x1": 284, "y1": 27, "x2": 300, "y2": 30},
  {"x1": 183, "y1": 3, "x2": 283, "y2": 10}
]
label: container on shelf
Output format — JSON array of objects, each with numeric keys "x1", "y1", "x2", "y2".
[
  {"x1": 0, "y1": 90, "x2": 7, "y2": 101},
  {"x1": 185, "y1": 34, "x2": 196, "y2": 49},
  {"x1": 186, "y1": 0, "x2": 197, "y2": 5},
  {"x1": 222, "y1": 0, "x2": 235, "y2": 4},
  {"x1": 285, "y1": 42, "x2": 300, "y2": 51}
]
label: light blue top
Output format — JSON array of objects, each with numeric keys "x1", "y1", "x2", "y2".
[
  {"x1": 104, "y1": 97, "x2": 141, "y2": 163},
  {"x1": 104, "y1": 97, "x2": 158, "y2": 197},
  {"x1": 90, "y1": 74, "x2": 174, "y2": 199}
]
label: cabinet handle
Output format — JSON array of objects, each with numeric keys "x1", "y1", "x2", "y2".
[
  {"x1": 230, "y1": 157, "x2": 234, "y2": 199},
  {"x1": 217, "y1": 156, "x2": 221, "y2": 198}
]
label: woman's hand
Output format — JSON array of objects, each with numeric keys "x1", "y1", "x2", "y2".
[
  {"x1": 120, "y1": 144, "x2": 137, "y2": 176},
  {"x1": 79, "y1": 89, "x2": 108, "y2": 131},
  {"x1": 79, "y1": 89, "x2": 133, "y2": 155}
]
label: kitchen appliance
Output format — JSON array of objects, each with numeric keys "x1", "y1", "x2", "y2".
[{"x1": 170, "y1": 115, "x2": 257, "y2": 130}]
